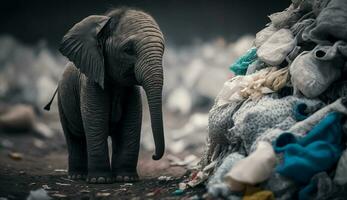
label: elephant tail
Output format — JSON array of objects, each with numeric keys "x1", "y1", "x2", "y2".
[{"x1": 43, "y1": 87, "x2": 58, "y2": 111}]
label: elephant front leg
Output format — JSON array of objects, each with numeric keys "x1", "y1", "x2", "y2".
[
  {"x1": 112, "y1": 87, "x2": 142, "y2": 182},
  {"x1": 81, "y1": 79, "x2": 113, "y2": 184},
  {"x1": 58, "y1": 98, "x2": 87, "y2": 180}
]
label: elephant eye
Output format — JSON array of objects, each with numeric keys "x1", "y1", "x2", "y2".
[{"x1": 123, "y1": 45, "x2": 135, "y2": 56}]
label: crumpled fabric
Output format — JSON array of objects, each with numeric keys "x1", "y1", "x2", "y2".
[
  {"x1": 311, "y1": 0, "x2": 331, "y2": 16},
  {"x1": 250, "y1": 96, "x2": 347, "y2": 153},
  {"x1": 290, "y1": 41, "x2": 345, "y2": 98},
  {"x1": 207, "y1": 99, "x2": 245, "y2": 163},
  {"x1": 242, "y1": 186, "x2": 274, "y2": 200},
  {"x1": 290, "y1": 18, "x2": 315, "y2": 45},
  {"x1": 255, "y1": 26, "x2": 278, "y2": 49},
  {"x1": 303, "y1": 0, "x2": 347, "y2": 43},
  {"x1": 269, "y1": 4, "x2": 304, "y2": 29},
  {"x1": 334, "y1": 149, "x2": 347, "y2": 185},
  {"x1": 229, "y1": 95, "x2": 323, "y2": 153},
  {"x1": 261, "y1": 173, "x2": 298, "y2": 200},
  {"x1": 286, "y1": 46, "x2": 303, "y2": 64},
  {"x1": 274, "y1": 112, "x2": 344, "y2": 184},
  {"x1": 257, "y1": 29, "x2": 296, "y2": 66},
  {"x1": 246, "y1": 60, "x2": 267, "y2": 75},
  {"x1": 207, "y1": 68, "x2": 287, "y2": 158},
  {"x1": 299, "y1": 172, "x2": 347, "y2": 200},
  {"x1": 319, "y1": 81, "x2": 347, "y2": 103},
  {"x1": 207, "y1": 152, "x2": 244, "y2": 197},
  {"x1": 212, "y1": 67, "x2": 289, "y2": 109},
  {"x1": 229, "y1": 47, "x2": 257, "y2": 75},
  {"x1": 225, "y1": 142, "x2": 276, "y2": 189},
  {"x1": 289, "y1": 98, "x2": 347, "y2": 132}
]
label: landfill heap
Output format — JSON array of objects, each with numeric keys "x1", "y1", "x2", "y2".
[{"x1": 182, "y1": 0, "x2": 347, "y2": 199}]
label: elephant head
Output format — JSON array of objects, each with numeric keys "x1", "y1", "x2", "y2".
[{"x1": 59, "y1": 8, "x2": 165, "y2": 160}]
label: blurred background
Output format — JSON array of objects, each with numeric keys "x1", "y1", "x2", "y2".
[{"x1": 0, "y1": 0, "x2": 290, "y2": 169}]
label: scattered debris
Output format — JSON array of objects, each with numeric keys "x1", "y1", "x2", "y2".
[
  {"x1": 115, "y1": 188, "x2": 127, "y2": 192},
  {"x1": 96, "y1": 192, "x2": 111, "y2": 197},
  {"x1": 146, "y1": 188, "x2": 162, "y2": 197},
  {"x1": 179, "y1": 182, "x2": 188, "y2": 190},
  {"x1": 55, "y1": 182, "x2": 70, "y2": 186},
  {"x1": 42, "y1": 185, "x2": 51, "y2": 190},
  {"x1": 26, "y1": 188, "x2": 52, "y2": 200},
  {"x1": 158, "y1": 176, "x2": 173, "y2": 181},
  {"x1": 172, "y1": 189, "x2": 184, "y2": 196},
  {"x1": 60, "y1": 177, "x2": 74, "y2": 182},
  {"x1": 79, "y1": 189, "x2": 90, "y2": 193},
  {"x1": 120, "y1": 183, "x2": 133, "y2": 187},
  {"x1": 8, "y1": 152, "x2": 23, "y2": 160},
  {"x1": 51, "y1": 193, "x2": 67, "y2": 198}
]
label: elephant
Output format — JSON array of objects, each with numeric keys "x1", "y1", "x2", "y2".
[{"x1": 54, "y1": 8, "x2": 165, "y2": 183}]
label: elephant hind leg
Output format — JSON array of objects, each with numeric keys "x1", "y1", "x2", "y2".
[
  {"x1": 112, "y1": 86, "x2": 142, "y2": 182},
  {"x1": 58, "y1": 97, "x2": 88, "y2": 180}
]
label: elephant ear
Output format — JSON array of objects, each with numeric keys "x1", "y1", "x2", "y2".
[{"x1": 59, "y1": 15, "x2": 110, "y2": 89}]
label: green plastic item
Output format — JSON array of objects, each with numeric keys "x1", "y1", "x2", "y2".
[
  {"x1": 172, "y1": 189, "x2": 184, "y2": 195},
  {"x1": 229, "y1": 47, "x2": 257, "y2": 75}
]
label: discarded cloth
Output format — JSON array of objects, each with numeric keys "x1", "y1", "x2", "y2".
[
  {"x1": 290, "y1": 18, "x2": 316, "y2": 46},
  {"x1": 257, "y1": 29, "x2": 296, "y2": 66},
  {"x1": 214, "y1": 67, "x2": 289, "y2": 108},
  {"x1": 229, "y1": 95, "x2": 323, "y2": 153},
  {"x1": 303, "y1": 0, "x2": 347, "y2": 43},
  {"x1": 239, "y1": 67, "x2": 289, "y2": 100},
  {"x1": 291, "y1": 18, "x2": 315, "y2": 36},
  {"x1": 274, "y1": 112, "x2": 344, "y2": 183},
  {"x1": 207, "y1": 98, "x2": 245, "y2": 163},
  {"x1": 286, "y1": 46, "x2": 303, "y2": 64},
  {"x1": 334, "y1": 149, "x2": 347, "y2": 185},
  {"x1": 246, "y1": 60, "x2": 267, "y2": 75},
  {"x1": 225, "y1": 142, "x2": 276, "y2": 188},
  {"x1": 287, "y1": 97, "x2": 347, "y2": 136},
  {"x1": 311, "y1": 0, "x2": 332, "y2": 17},
  {"x1": 242, "y1": 186, "x2": 274, "y2": 200},
  {"x1": 293, "y1": 103, "x2": 310, "y2": 121},
  {"x1": 255, "y1": 26, "x2": 277, "y2": 48},
  {"x1": 268, "y1": 4, "x2": 303, "y2": 29},
  {"x1": 290, "y1": 42, "x2": 345, "y2": 98},
  {"x1": 320, "y1": 81, "x2": 347, "y2": 103},
  {"x1": 261, "y1": 173, "x2": 298, "y2": 200},
  {"x1": 207, "y1": 153, "x2": 245, "y2": 197},
  {"x1": 229, "y1": 47, "x2": 257, "y2": 75},
  {"x1": 299, "y1": 172, "x2": 347, "y2": 200},
  {"x1": 214, "y1": 76, "x2": 248, "y2": 108}
]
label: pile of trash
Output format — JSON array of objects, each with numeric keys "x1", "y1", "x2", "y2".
[{"x1": 182, "y1": 0, "x2": 347, "y2": 199}]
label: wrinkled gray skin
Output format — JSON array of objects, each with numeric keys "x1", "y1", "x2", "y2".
[{"x1": 57, "y1": 8, "x2": 165, "y2": 183}]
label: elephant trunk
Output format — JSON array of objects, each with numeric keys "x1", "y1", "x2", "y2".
[{"x1": 135, "y1": 44, "x2": 165, "y2": 160}]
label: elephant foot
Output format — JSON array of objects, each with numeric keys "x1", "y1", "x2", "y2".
[
  {"x1": 114, "y1": 172, "x2": 139, "y2": 182},
  {"x1": 68, "y1": 173, "x2": 87, "y2": 180},
  {"x1": 86, "y1": 173, "x2": 113, "y2": 184}
]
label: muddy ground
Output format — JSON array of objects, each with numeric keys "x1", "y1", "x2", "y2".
[{"x1": 0, "y1": 130, "x2": 206, "y2": 200}]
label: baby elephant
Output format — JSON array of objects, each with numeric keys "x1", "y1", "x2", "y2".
[{"x1": 56, "y1": 8, "x2": 165, "y2": 183}]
